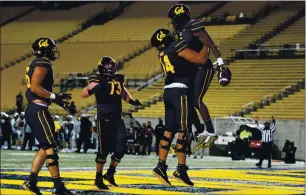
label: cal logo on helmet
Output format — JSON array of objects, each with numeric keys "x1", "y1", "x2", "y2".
[
  {"x1": 174, "y1": 6, "x2": 185, "y2": 15},
  {"x1": 38, "y1": 39, "x2": 49, "y2": 48},
  {"x1": 156, "y1": 31, "x2": 166, "y2": 42}
]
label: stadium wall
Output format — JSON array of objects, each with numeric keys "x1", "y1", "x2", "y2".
[{"x1": 135, "y1": 117, "x2": 305, "y2": 160}]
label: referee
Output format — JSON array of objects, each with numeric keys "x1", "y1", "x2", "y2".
[{"x1": 256, "y1": 116, "x2": 276, "y2": 168}]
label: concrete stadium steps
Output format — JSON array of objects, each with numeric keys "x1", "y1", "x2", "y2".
[
  {"x1": 132, "y1": 58, "x2": 305, "y2": 118},
  {"x1": 211, "y1": 1, "x2": 277, "y2": 17},
  {"x1": 0, "y1": 62, "x2": 28, "y2": 111},
  {"x1": 120, "y1": 24, "x2": 247, "y2": 79},
  {"x1": 250, "y1": 89, "x2": 305, "y2": 120},
  {"x1": 216, "y1": 2, "x2": 305, "y2": 61},
  {"x1": 53, "y1": 41, "x2": 147, "y2": 73},
  {"x1": 67, "y1": 2, "x2": 219, "y2": 43},
  {"x1": 1, "y1": 2, "x2": 119, "y2": 44},
  {"x1": 0, "y1": 6, "x2": 34, "y2": 24},
  {"x1": 266, "y1": 16, "x2": 305, "y2": 45},
  {"x1": 0, "y1": 2, "x2": 119, "y2": 70},
  {"x1": 1, "y1": 44, "x2": 30, "y2": 68}
]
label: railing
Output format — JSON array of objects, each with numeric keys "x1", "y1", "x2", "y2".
[{"x1": 234, "y1": 47, "x2": 305, "y2": 59}]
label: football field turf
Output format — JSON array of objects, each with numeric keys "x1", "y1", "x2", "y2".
[{"x1": 1, "y1": 150, "x2": 305, "y2": 195}]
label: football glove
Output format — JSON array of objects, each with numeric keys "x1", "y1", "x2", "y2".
[
  {"x1": 129, "y1": 99, "x2": 142, "y2": 106},
  {"x1": 53, "y1": 93, "x2": 72, "y2": 110}
]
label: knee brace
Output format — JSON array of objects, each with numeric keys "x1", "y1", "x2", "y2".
[
  {"x1": 111, "y1": 152, "x2": 124, "y2": 163},
  {"x1": 176, "y1": 130, "x2": 190, "y2": 153},
  {"x1": 159, "y1": 133, "x2": 173, "y2": 151},
  {"x1": 46, "y1": 153, "x2": 59, "y2": 168},
  {"x1": 95, "y1": 152, "x2": 107, "y2": 164}
]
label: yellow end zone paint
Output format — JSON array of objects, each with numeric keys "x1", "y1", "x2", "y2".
[{"x1": 1, "y1": 169, "x2": 304, "y2": 195}]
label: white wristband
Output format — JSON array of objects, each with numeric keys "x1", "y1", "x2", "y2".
[
  {"x1": 217, "y1": 57, "x2": 224, "y2": 66},
  {"x1": 50, "y1": 93, "x2": 56, "y2": 100}
]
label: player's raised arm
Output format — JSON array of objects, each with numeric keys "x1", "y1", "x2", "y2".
[
  {"x1": 121, "y1": 85, "x2": 142, "y2": 106},
  {"x1": 81, "y1": 82, "x2": 99, "y2": 98}
]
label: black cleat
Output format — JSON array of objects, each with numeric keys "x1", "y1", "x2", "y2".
[
  {"x1": 23, "y1": 180, "x2": 42, "y2": 195},
  {"x1": 267, "y1": 164, "x2": 272, "y2": 168},
  {"x1": 152, "y1": 165, "x2": 171, "y2": 186},
  {"x1": 95, "y1": 178, "x2": 109, "y2": 190},
  {"x1": 52, "y1": 184, "x2": 76, "y2": 195},
  {"x1": 173, "y1": 165, "x2": 194, "y2": 186},
  {"x1": 103, "y1": 169, "x2": 118, "y2": 187},
  {"x1": 256, "y1": 163, "x2": 262, "y2": 168}
]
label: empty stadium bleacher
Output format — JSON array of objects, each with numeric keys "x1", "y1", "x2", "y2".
[
  {"x1": 211, "y1": 1, "x2": 278, "y2": 17},
  {"x1": 218, "y1": 1, "x2": 305, "y2": 61},
  {"x1": 250, "y1": 89, "x2": 305, "y2": 120},
  {"x1": 132, "y1": 59, "x2": 305, "y2": 118},
  {"x1": 0, "y1": 6, "x2": 34, "y2": 24},
  {"x1": 0, "y1": 2, "x2": 119, "y2": 68},
  {"x1": 266, "y1": 16, "x2": 305, "y2": 45}
]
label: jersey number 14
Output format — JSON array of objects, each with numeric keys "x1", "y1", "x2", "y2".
[{"x1": 160, "y1": 55, "x2": 175, "y2": 74}]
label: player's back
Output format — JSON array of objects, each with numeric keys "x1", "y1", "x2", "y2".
[
  {"x1": 88, "y1": 73, "x2": 124, "y2": 115},
  {"x1": 25, "y1": 57, "x2": 54, "y2": 104}
]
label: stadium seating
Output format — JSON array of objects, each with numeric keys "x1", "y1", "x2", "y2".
[
  {"x1": 250, "y1": 89, "x2": 305, "y2": 120},
  {"x1": 217, "y1": 1, "x2": 305, "y2": 61},
  {"x1": 0, "y1": 6, "x2": 34, "y2": 24},
  {"x1": 265, "y1": 16, "x2": 305, "y2": 45},
  {"x1": 211, "y1": 1, "x2": 278, "y2": 17},
  {"x1": 1, "y1": 43, "x2": 30, "y2": 68},
  {"x1": 132, "y1": 58, "x2": 305, "y2": 118},
  {"x1": 1, "y1": 3, "x2": 119, "y2": 44},
  {"x1": 67, "y1": 2, "x2": 216, "y2": 43},
  {"x1": 122, "y1": 24, "x2": 248, "y2": 79},
  {"x1": 0, "y1": 2, "x2": 119, "y2": 68}
]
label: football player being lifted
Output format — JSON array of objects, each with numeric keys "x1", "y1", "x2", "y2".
[
  {"x1": 23, "y1": 38, "x2": 75, "y2": 195},
  {"x1": 168, "y1": 4, "x2": 232, "y2": 150},
  {"x1": 151, "y1": 28, "x2": 209, "y2": 186},
  {"x1": 81, "y1": 56, "x2": 142, "y2": 190}
]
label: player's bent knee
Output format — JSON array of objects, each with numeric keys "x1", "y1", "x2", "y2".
[
  {"x1": 95, "y1": 152, "x2": 107, "y2": 164},
  {"x1": 111, "y1": 153, "x2": 124, "y2": 163},
  {"x1": 176, "y1": 139, "x2": 188, "y2": 153},
  {"x1": 46, "y1": 153, "x2": 59, "y2": 168},
  {"x1": 159, "y1": 135, "x2": 173, "y2": 151}
]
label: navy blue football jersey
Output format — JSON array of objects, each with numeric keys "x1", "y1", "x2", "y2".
[
  {"x1": 90, "y1": 74, "x2": 124, "y2": 114},
  {"x1": 25, "y1": 57, "x2": 54, "y2": 104}
]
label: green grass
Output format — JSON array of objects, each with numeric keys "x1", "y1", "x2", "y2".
[{"x1": 1, "y1": 149, "x2": 303, "y2": 169}]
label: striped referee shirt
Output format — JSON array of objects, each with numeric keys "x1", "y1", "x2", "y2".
[{"x1": 257, "y1": 121, "x2": 276, "y2": 143}]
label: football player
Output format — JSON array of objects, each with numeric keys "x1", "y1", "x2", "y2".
[
  {"x1": 151, "y1": 28, "x2": 209, "y2": 186},
  {"x1": 23, "y1": 38, "x2": 75, "y2": 195},
  {"x1": 81, "y1": 56, "x2": 142, "y2": 189},
  {"x1": 168, "y1": 4, "x2": 232, "y2": 150}
]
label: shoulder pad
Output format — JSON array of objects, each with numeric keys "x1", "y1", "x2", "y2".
[
  {"x1": 173, "y1": 32, "x2": 191, "y2": 53},
  {"x1": 88, "y1": 73, "x2": 100, "y2": 83},
  {"x1": 114, "y1": 74, "x2": 124, "y2": 82},
  {"x1": 183, "y1": 19, "x2": 205, "y2": 33},
  {"x1": 31, "y1": 57, "x2": 52, "y2": 67}
]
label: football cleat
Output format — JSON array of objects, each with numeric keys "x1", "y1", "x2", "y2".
[
  {"x1": 152, "y1": 165, "x2": 171, "y2": 186},
  {"x1": 173, "y1": 165, "x2": 194, "y2": 186},
  {"x1": 52, "y1": 184, "x2": 76, "y2": 195},
  {"x1": 256, "y1": 163, "x2": 262, "y2": 169},
  {"x1": 193, "y1": 130, "x2": 218, "y2": 151},
  {"x1": 94, "y1": 178, "x2": 109, "y2": 190},
  {"x1": 103, "y1": 169, "x2": 118, "y2": 187},
  {"x1": 23, "y1": 180, "x2": 43, "y2": 195}
]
